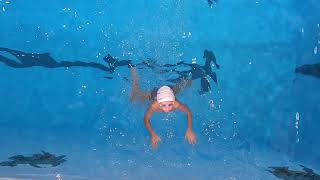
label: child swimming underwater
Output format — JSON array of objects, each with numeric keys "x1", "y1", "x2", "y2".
[{"x1": 130, "y1": 68, "x2": 197, "y2": 149}]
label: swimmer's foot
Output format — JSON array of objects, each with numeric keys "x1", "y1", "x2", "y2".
[
  {"x1": 183, "y1": 78, "x2": 192, "y2": 87},
  {"x1": 131, "y1": 68, "x2": 138, "y2": 80},
  {"x1": 130, "y1": 68, "x2": 140, "y2": 102}
]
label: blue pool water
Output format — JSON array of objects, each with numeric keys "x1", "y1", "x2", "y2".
[{"x1": 0, "y1": 0, "x2": 320, "y2": 179}]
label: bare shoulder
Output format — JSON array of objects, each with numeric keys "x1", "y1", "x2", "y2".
[
  {"x1": 174, "y1": 99, "x2": 190, "y2": 112},
  {"x1": 149, "y1": 101, "x2": 160, "y2": 111},
  {"x1": 173, "y1": 99, "x2": 182, "y2": 108},
  {"x1": 144, "y1": 101, "x2": 158, "y2": 117},
  {"x1": 174, "y1": 99, "x2": 185, "y2": 108}
]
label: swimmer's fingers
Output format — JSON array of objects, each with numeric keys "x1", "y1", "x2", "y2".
[
  {"x1": 151, "y1": 142, "x2": 158, "y2": 149},
  {"x1": 151, "y1": 140, "x2": 160, "y2": 149},
  {"x1": 185, "y1": 135, "x2": 191, "y2": 144},
  {"x1": 185, "y1": 132, "x2": 197, "y2": 145},
  {"x1": 191, "y1": 137, "x2": 197, "y2": 145},
  {"x1": 190, "y1": 138, "x2": 197, "y2": 145},
  {"x1": 187, "y1": 137, "x2": 196, "y2": 145},
  {"x1": 151, "y1": 135, "x2": 161, "y2": 149}
]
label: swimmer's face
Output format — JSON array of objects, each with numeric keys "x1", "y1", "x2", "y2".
[{"x1": 159, "y1": 101, "x2": 174, "y2": 112}]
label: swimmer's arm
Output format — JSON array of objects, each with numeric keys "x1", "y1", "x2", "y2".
[
  {"x1": 177, "y1": 101, "x2": 193, "y2": 130},
  {"x1": 144, "y1": 104, "x2": 157, "y2": 136},
  {"x1": 177, "y1": 101, "x2": 197, "y2": 144}
]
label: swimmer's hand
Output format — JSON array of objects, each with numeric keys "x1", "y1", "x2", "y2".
[
  {"x1": 151, "y1": 134, "x2": 161, "y2": 149},
  {"x1": 185, "y1": 129, "x2": 197, "y2": 145}
]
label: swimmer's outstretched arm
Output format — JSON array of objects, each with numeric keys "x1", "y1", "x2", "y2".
[
  {"x1": 144, "y1": 102, "x2": 161, "y2": 149},
  {"x1": 175, "y1": 100, "x2": 197, "y2": 145}
]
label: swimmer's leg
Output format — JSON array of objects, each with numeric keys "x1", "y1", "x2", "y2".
[
  {"x1": 130, "y1": 68, "x2": 152, "y2": 102},
  {"x1": 130, "y1": 67, "x2": 140, "y2": 101},
  {"x1": 172, "y1": 77, "x2": 192, "y2": 95}
]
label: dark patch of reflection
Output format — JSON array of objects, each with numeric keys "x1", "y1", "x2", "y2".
[
  {"x1": 268, "y1": 165, "x2": 320, "y2": 180},
  {"x1": 0, "y1": 47, "x2": 219, "y2": 94},
  {"x1": 295, "y1": 63, "x2": 320, "y2": 79},
  {"x1": 167, "y1": 49, "x2": 219, "y2": 94},
  {"x1": 207, "y1": 0, "x2": 218, "y2": 8},
  {"x1": 0, "y1": 151, "x2": 66, "y2": 168}
]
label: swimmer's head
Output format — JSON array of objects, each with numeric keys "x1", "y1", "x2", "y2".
[
  {"x1": 157, "y1": 86, "x2": 175, "y2": 103},
  {"x1": 157, "y1": 86, "x2": 175, "y2": 112}
]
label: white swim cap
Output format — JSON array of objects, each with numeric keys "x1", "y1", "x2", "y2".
[{"x1": 156, "y1": 86, "x2": 175, "y2": 103}]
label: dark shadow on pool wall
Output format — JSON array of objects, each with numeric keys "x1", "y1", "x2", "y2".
[
  {"x1": 0, "y1": 47, "x2": 114, "y2": 73},
  {"x1": 0, "y1": 47, "x2": 141, "y2": 80},
  {"x1": 207, "y1": 0, "x2": 218, "y2": 8},
  {"x1": 268, "y1": 165, "x2": 320, "y2": 180},
  {"x1": 0, "y1": 47, "x2": 220, "y2": 94},
  {"x1": 0, "y1": 151, "x2": 66, "y2": 168},
  {"x1": 295, "y1": 62, "x2": 320, "y2": 79},
  {"x1": 167, "y1": 49, "x2": 219, "y2": 94},
  {"x1": 104, "y1": 49, "x2": 220, "y2": 94}
]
